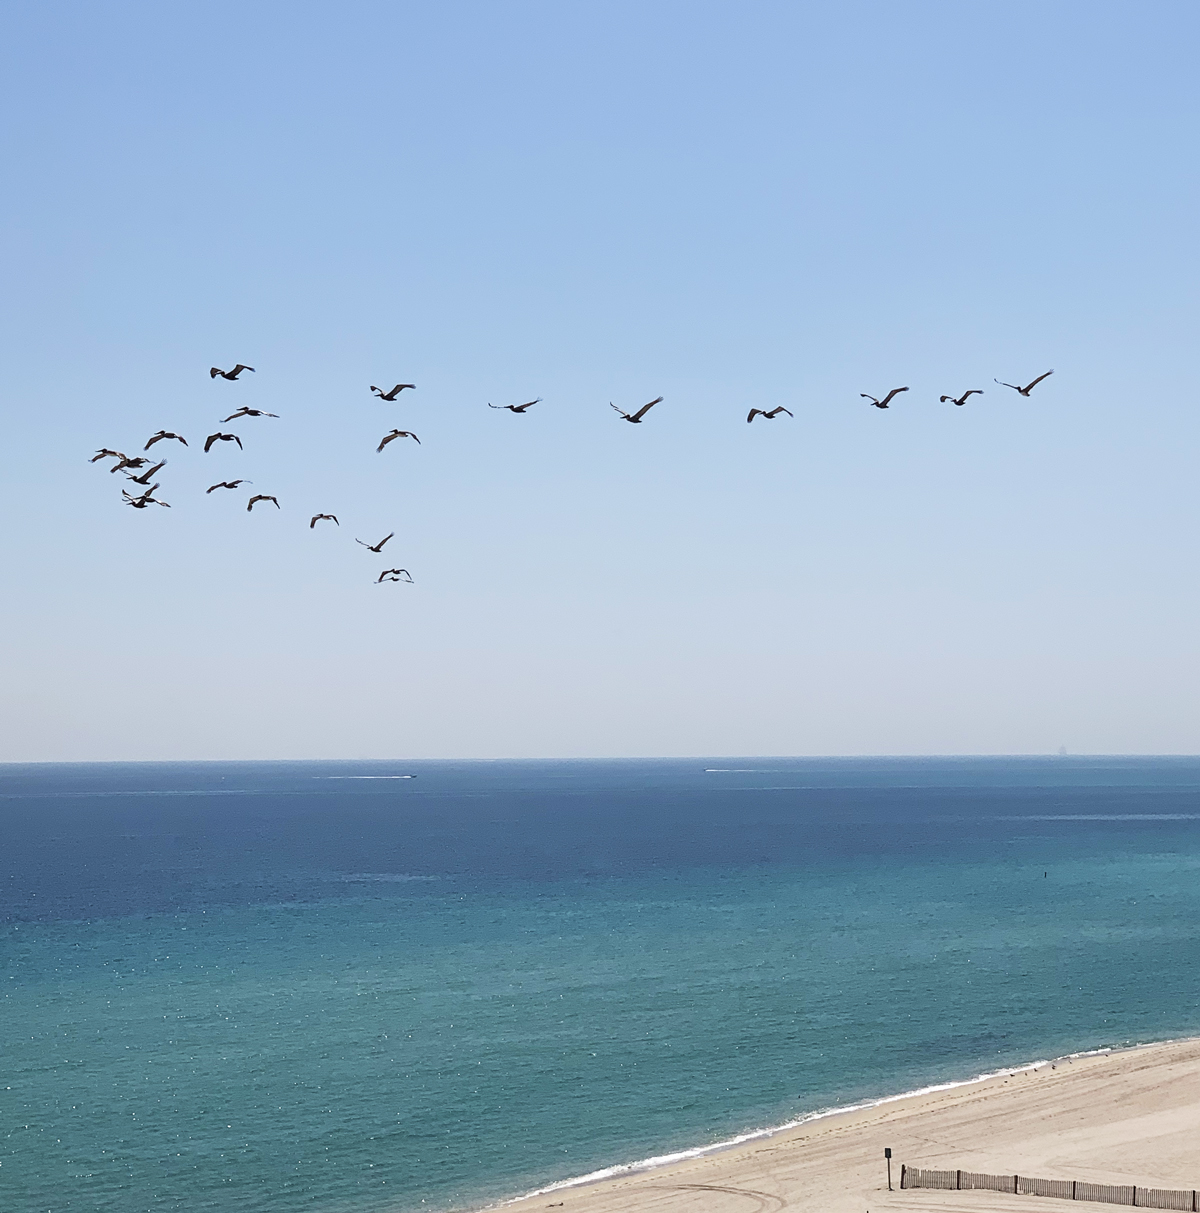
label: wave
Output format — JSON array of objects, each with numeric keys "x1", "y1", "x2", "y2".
[
  {"x1": 496, "y1": 1040, "x2": 1181, "y2": 1207},
  {"x1": 317, "y1": 775, "x2": 416, "y2": 780}
]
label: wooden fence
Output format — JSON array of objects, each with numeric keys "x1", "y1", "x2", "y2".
[{"x1": 900, "y1": 1166, "x2": 1198, "y2": 1210}]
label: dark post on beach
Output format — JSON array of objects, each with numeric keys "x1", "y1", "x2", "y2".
[{"x1": 885, "y1": 1148, "x2": 892, "y2": 1190}]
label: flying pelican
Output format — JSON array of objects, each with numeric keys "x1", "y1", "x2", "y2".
[
  {"x1": 122, "y1": 484, "x2": 169, "y2": 509},
  {"x1": 110, "y1": 455, "x2": 151, "y2": 473},
  {"x1": 489, "y1": 399, "x2": 541, "y2": 413},
  {"x1": 310, "y1": 514, "x2": 339, "y2": 528},
  {"x1": 376, "y1": 568, "x2": 413, "y2": 584},
  {"x1": 247, "y1": 494, "x2": 280, "y2": 512},
  {"x1": 940, "y1": 390, "x2": 983, "y2": 406},
  {"x1": 210, "y1": 364, "x2": 255, "y2": 380},
  {"x1": 747, "y1": 406, "x2": 794, "y2": 423},
  {"x1": 144, "y1": 431, "x2": 188, "y2": 450},
  {"x1": 356, "y1": 532, "x2": 394, "y2": 553},
  {"x1": 220, "y1": 407, "x2": 278, "y2": 422},
  {"x1": 611, "y1": 397, "x2": 663, "y2": 423},
  {"x1": 90, "y1": 449, "x2": 125, "y2": 464},
  {"x1": 377, "y1": 430, "x2": 420, "y2": 452},
  {"x1": 861, "y1": 387, "x2": 909, "y2": 409},
  {"x1": 995, "y1": 370, "x2": 1053, "y2": 396},
  {"x1": 204, "y1": 432, "x2": 243, "y2": 453},
  {"x1": 124, "y1": 460, "x2": 167, "y2": 485},
  {"x1": 371, "y1": 384, "x2": 416, "y2": 400},
  {"x1": 206, "y1": 480, "x2": 251, "y2": 493}
]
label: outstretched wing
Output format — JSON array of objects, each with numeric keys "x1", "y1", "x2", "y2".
[
  {"x1": 630, "y1": 396, "x2": 663, "y2": 422},
  {"x1": 879, "y1": 387, "x2": 909, "y2": 407},
  {"x1": 609, "y1": 402, "x2": 629, "y2": 418},
  {"x1": 376, "y1": 432, "x2": 396, "y2": 452},
  {"x1": 221, "y1": 409, "x2": 246, "y2": 423},
  {"x1": 963, "y1": 389, "x2": 983, "y2": 400},
  {"x1": 210, "y1": 367, "x2": 221, "y2": 378},
  {"x1": 771, "y1": 407, "x2": 794, "y2": 418},
  {"x1": 233, "y1": 365, "x2": 254, "y2": 375},
  {"x1": 860, "y1": 394, "x2": 878, "y2": 404},
  {"x1": 994, "y1": 379, "x2": 1020, "y2": 391},
  {"x1": 747, "y1": 409, "x2": 763, "y2": 423},
  {"x1": 144, "y1": 433, "x2": 163, "y2": 449},
  {"x1": 204, "y1": 434, "x2": 218, "y2": 452},
  {"x1": 232, "y1": 434, "x2": 243, "y2": 449},
  {"x1": 1023, "y1": 370, "x2": 1054, "y2": 393}
]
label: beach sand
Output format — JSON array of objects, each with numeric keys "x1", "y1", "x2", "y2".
[{"x1": 495, "y1": 1037, "x2": 1200, "y2": 1213}]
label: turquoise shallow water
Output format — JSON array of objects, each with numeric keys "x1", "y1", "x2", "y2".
[{"x1": 4, "y1": 758, "x2": 1200, "y2": 1211}]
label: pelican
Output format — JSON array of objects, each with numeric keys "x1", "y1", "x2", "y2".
[
  {"x1": 377, "y1": 429, "x2": 420, "y2": 451},
  {"x1": 206, "y1": 480, "x2": 250, "y2": 493},
  {"x1": 747, "y1": 406, "x2": 793, "y2": 423},
  {"x1": 940, "y1": 390, "x2": 983, "y2": 406},
  {"x1": 144, "y1": 431, "x2": 188, "y2": 450},
  {"x1": 611, "y1": 397, "x2": 662, "y2": 423},
  {"x1": 370, "y1": 384, "x2": 416, "y2": 400},
  {"x1": 204, "y1": 432, "x2": 243, "y2": 453},
  {"x1": 123, "y1": 484, "x2": 169, "y2": 509},
  {"x1": 124, "y1": 460, "x2": 166, "y2": 485},
  {"x1": 220, "y1": 407, "x2": 278, "y2": 422},
  {"x1": 247, "y1": 494, "x2": 279, "y2": 512},
  {"x1": 861, "y1": 387, "x2": 908, "y2": 409},
  {"x1": 356, "y1": 532, "x2": 394, "y2": 553},
  {"x1": 489, "y1": 399, "x2": 541, "y2": 413},
  {"x1": 90, "y1": 449, "x2": 125, "y2": 464},
  {"x1": 210, "y1": 364, "x2": 255, "y2": 380},
  {"x1": 995, "y1": 370, "x2": 1053, "y2": 396},
  {"x1": 376, "y1": 568, "x2": 413, "y2": 584},
  {"x1": 110, "y1": 455, "x2": 151, "y2": 474},
  {"x1": 310, "y1": 514, "x2": 339, "y2": 528}
]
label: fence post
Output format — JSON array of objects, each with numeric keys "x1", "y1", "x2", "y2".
[
  {"x1": 1131, "y1": 1187, "x2": 1137, "y2": 1207},
  {"x1": 900, "y1": 1164, "x2": 906, "y2": 1190},
  {"x1": 957, "y1": 1171, "x2": 962, "y2": 1190},
  {"x1": 1015, "y1": 1176, "x2": 1020, "y2": 1195},
  {"x1": 1072, "y1": 1181, "x2": 1077, "y2": 1201}
]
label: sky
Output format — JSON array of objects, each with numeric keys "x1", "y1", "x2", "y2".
[{"x1": 2, "y1": 1, "x2": 1199, "y2": 761}]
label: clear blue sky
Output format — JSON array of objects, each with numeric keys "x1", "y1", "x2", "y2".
[{"x1": 2, "y1": 1, "x2": 1198, "y2": 760}]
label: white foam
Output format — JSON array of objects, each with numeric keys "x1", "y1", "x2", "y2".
[{"x1": 495, "y1": 1039, "x2": 1182, "y2": 1208}]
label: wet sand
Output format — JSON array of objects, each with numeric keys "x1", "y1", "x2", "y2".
[{"x1": 494, "y1": 1037, "x2": 1200, "y2": 1213}]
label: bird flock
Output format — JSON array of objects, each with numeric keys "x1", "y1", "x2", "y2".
[{"x1": 92, "y1": 364, "x2": 1055, "y2": 583}]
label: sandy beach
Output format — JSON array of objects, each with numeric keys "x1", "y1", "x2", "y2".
[{"x1": 496, "y1": 1037, "x2": 1200, "y2": 1213}]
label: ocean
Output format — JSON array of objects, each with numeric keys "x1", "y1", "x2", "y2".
[{"x1": 4, "y1": 757, "x2": 1200, "y2": 1212}]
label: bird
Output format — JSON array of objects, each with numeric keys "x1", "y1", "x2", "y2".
[
  {"x1": 610, "y1": 397, "x2": 663, "y2": 423},
  {"x1": 940, "y1": 390, "x2": 983, "y2": 406},
  {"x1": 356, "y1": 532, "x2": 394, "y2": 553},
  {"x1": 144, "y1": 431, "x2": 188, "y2": 450},
  {"x1": 247, "y1": 494, "x2": 279, "y2": 512},
  {"x1": 210, "y1": 364, "x2": 255, "y2": 380},
  {"x1": 220, "y1": 407, "x2": 278, "y2": 422},
  {"x1": 489, "y1": 398, "x2": 541, "y2": 413},
  {"x1": 124, "y1": 460, "x2": 166, "y2": 485},
  {"x1": 861, "y1": 388, "x2": 908, "y2": 409},
  {"x1": 371, "y1": 384, "x2": 416, "y2": 400},
  {"x1": 206, "y1": 480, "x2": 251, "y2": 493},
  {"x1": 204, "y1": 432, "x2": 243, "y2": 453},
  {"x1": 377, "y1": 429, "x2": 420, "y2": 451},
  {"x1": 110, "y1": 455, "x2": 151, "y2": 473},
  {"x1": 376, "y1": 568, "x2": 413, "y2": 584},
  {"x1": 747, "y1": 406, "x2": 794, "y2": 423},
  {"x1": 995, "y1": 370, "x2": 1054, "y2": 396},
  {"x1": 310, "y1": 514, "x2": 339, "y2": 528},
  {"x1": 90, "y1": 448, "x2": 126, "y2": 464},
  {"x1": 122, "y1": 484, "x2": 169, "y2": 509}
]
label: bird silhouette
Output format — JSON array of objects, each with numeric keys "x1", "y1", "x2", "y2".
[
  {"x1": 861, "y1": 387, "x2": 909, "y2": 409},
  {"x1": 206, "y1": 480, "x2": 251, "y2": 493},
  {"x1": 122, "y1": 484, "x2": 169, "y2": 509},
  {"x1": 376, "y1": 568, "x2": 413, "y2": 584},
  {"x1": 310, "y1": 514, "x2": 339, "y2": 528},
  {"x1": 247, "y1": 494, "x2": 279, "y2": 512},
  {"x1": 611, "y1": 397, "x2": 663, "y2": 423},
  {"x1": 220, "y1": 407, "x2": 278, "y2": 422},
  {"x1": 371, "y1": 384, "x2": 416, "y2": 400},
  {"x1": 356, "y1": 532, "x2": 394, "y2": 553},
  {"x1": 377, "y1": 430, "x2": 420, "y2": 451},
  {"x1": 995, "y1": 370, "x2": 1053, "y2": 396},
  {"x1": 144, "y1": 431, "x2": 188, "y2": 450},
  {"x1": 489, "y1": 398, "x2": 541, "y2": 413},
  {"x1": 210, "y1": 364, "x2": 255, "y2": 380},
  {"x1": 110, "y1": 455, "x2": 151, "y2": 474},
  {"x1": 204, "y1": 432, "x2": 243, "y2": 453},
  {"x1": 124, "y1": 460, "x2": 167, "y2": 485},
  {"x1": 747, "y1": 406, "x2": 794, "y2": 423},
  {"x1": 90, "y1": 449, "x2": 125, "y2": 464},
  {"x1": 940, "y1": 390, "x2": 983, "y2": 406}
]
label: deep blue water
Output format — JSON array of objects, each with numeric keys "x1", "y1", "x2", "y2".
[{"x1": 4, "y1": 757, "x2": 1200, "y2": 1212}]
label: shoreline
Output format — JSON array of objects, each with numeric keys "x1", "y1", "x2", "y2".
[{"x1": 486, "y1": 1034, "x2": 1200, "y2": 1213}]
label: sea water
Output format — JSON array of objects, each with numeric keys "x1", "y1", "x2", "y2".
[{"x1": 4, "y1": 757, "x2": 1200, "y2": 1213}]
